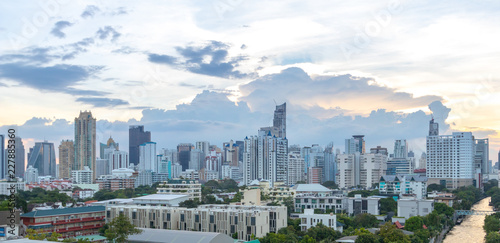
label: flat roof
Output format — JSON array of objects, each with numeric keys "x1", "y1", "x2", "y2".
[
  {"x1": 293, "y1": 184, "x2": 332, "y2": 192},
  {"x1": 128, "y1": 228, "x2": 233, "y2": 243},
  {"x1": 134, "y1": 194, "x2": 190, "y2": 200},
  {"x1": 21, "y1": 206, "x2": 105, "y2": 218}
]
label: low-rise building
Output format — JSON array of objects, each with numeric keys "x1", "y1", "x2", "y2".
[
  {"x1": 427, "y1": 191, "x2": 456, "y2": 207},
  {"x1": 293, "y1": 184, "x2": 333, "y2": 197},
  {"x1": 96, "y1": 175, "x2": 135, "y2": 191},
  {"x1": 268, "y1": 184, "x2": 296, "y2": 202},
  {"x1": 71, "y1": 166, "x2": 93, "y2": 184},
  {"x1": 397, "y1": 198, "x2": 434, "y2": 219},
  {"x1": 0, "y1": 180, "x2": 25, "y2": 196},
  {"x1": 379, "y1": 175, "x2": 427, "y2": 199},
  {"x1": 298, "y1": 209, "x2": 340, "y2": 232},
  {"x1": 127, "y1": 228, "x2": 234, "y2": 243},
  {"x1": 157, "y1": 179, "x2": 202, "y2": 200},
  {"x1": 106, "y1": 204, "x2": 287, "y2": 241},
  {"x1": 347, "y1": 195, "x2": 380, "y2": 216},
  {"x1": 73, "y1": 189, "x2": 96, "y2": 199},
  {"x1": 294, "y1": 195, "x2": 347, "y2": 213},
  {"x1": 20, "y1": 206, "x2": 105, "y2": 238}
]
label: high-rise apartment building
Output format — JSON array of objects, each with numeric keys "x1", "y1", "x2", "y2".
[
  {"x1": 189, "y1": 149, "x2": 204, "y2": 171},
  {"x1": 74, "y1": 111, "x2": 96, "y2": 181},
  {"x1": 345, "y1": 135, "x2": 365, "y2": 154},
  {"x1": 10, "y1": 137, "x2": 25, "y2": 178},
  {"x1": 100, "y1": 137, "x2": 119, "y2": 159},
  {"x1": 259, "y1": 103, "x2": 286, "y2": 138},
  {"x1": 429, "y1": 118, "x2": 439, "y2": 136},
  {"x1": 59, "y1": 140, "x2": 74, "y2": 179},
  {"x1": 393, "y1": 139, "x2": 408, "y2": 159},
  {"x1": 25, "y1": 165, "x2": 39, "y2": 183},
  {"x1": 288, "y1": 151, "x2": 305, "y2": 185},
  {"x1": 336, "y1": 153, "x2": 387, "y2": 189},
  {"x1": 243, "y1": 134, "x2": 288, "y2": 186},
  {"x1": 0, "y1": 134, "x2": 4, "y2": 180},
  {"x1": 177, "y1": 143, "x2": 194, "y2": 171},
  {"x1": 370, "y1": 146, "x2": 388, "y2": 156},
  {"x1": 324, "y1": 143, "x2": 336, "y2": 182},
  {"x1": 139, "y1": 142, "x2": 157, "y2": 172},
  {"x1": 387, "y1": 139, "x2": 414, "y2": 175},
  {"x1": 195, "y1": 141, "x2": 210, "y2": 156},
  {"x1": 223, "y1": 140, "x2": 238, "y2": 166},
  {"x1": 474, "y1": 139, "x2": 489, "y2": 176},
  {"x1": 426, "y1": 127, "x2": 475, "y2": 188},
  {"x1": 129, "y1": 125, "x2": 151, "y2": 165},
  {"x1": 27, "y1": 141, "x2": 56, "y2": 177}
]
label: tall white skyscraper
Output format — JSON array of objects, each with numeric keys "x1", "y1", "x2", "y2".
[
  {"x1": 393, "y1": 139, "x2": 408, "y2": 159},
  {"x1": 345, "y1": 135, "x2": 365, "y2": 154},
  {"x1": 243, "y1": 134, "x2": 288, "y2": 186},
  {"x1": 474, "y1": 139, "x2": 489, "y2": 176},
  {"x1": 139, "y1": 142, "x2": 157, "y2": 172},
  {"x1": 25, "y1": 165, "x2": 39, "y2": 184},
  {"x1": 195, "y1": 141, "x2": 210, "y2": 156},
  {"x1": 426, "y1": 130, "x2": 475, "y2": 188}
]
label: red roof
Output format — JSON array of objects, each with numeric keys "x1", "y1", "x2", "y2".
[
  {"x1": 414, "y1": 169, "x2": 426, "y2": 173},
  {"x1": 394, "y1": 221, "x2": 404, "y2": 229}
]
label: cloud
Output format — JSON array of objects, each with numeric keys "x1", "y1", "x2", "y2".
[
  {"x1": 148, "y1": 41, "x2": 255, "y2": 79},
  {"x1": 239, "y1": 67, "x2": 443, "y2": 114},
  {"x1": 112, "y1": 46, "x2": 137, "y2": 54},
  {"x1": 0, "y1": 63, "x2": 104, "y2": 93},
  {"x1": 81, "y1": 5, "x2": 100, "y2": 18},
  {"x1": 76, "y1": 97, "x2": 129, "y2": 107},
  {"x1": 96, "y1": 26, "x2": 121, "y2": 42},
  {"x1": 50, "y1": 21, "x2": 73, "y2": 38}
]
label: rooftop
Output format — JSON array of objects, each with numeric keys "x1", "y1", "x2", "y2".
[
  {"x1": 127, "y1": 228, "x2": 233, "y2": 243},
  {"x1": 133, "y1": 194, "x2": 189, "y2": 201},
  {"x1": 21, "y1": 206, "x2": 105, "y2": 218},
  {"x1": 293, "y1": 184, "x2": 332, "y2": 192}
]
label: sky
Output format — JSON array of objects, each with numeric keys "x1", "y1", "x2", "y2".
[{"x1": 0, "y1": 0, "x2": 499, "y2": 165}]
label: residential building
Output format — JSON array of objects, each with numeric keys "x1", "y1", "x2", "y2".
[
  {"x1": 129, "y1": 125, "x2": 151, "y2": 165},
  {"x1": 27, "y1": 141, "x2": 56, "y2": 177},
  {"x1": 426, "y1": 127, "x2": 475, "y2": 188},
  {"x1": 199, "y1": 168, "x2": 218, "y2": 182},
  {"x1": 324, "y1": 143, "x2": 336, "y2": 182},
  {"x1": 370, "y1": 146, "x2": 388, "y2": 156},
  {"x1": 347, "y1": 195, "x2": 380, "y2": 216},
  {"x1": 25, "y1": 165, "x2": 39, "y2": 184},
  {"x1": 268, "y1": 185, "x2": 295, "y2": 202},
  {"x1": 0, "y1": 180, "x2": 25, "y2": 196},
  {"x1": 139, "y1": 142, "x2": 157, "y2": 172},
  {"x1": 96, "y1": 175, "x2": 135, "y2": 191},
  {"x1": 58, "y1": 140, "x2": 74, "y2": 179},
  {"x1": 71, "y1": 166, "x2": 93, "y2": 184},
  {"x1": 157, "y1": 179, "x2": 202, "y2": 200},
  {"x1": 195, "y1": 141, "x2": 210, "y2": 157},
  {"x1": 0, "y1": 134, "x2": 4, "y2": 179},
  {"x1": 293, "y1": 183, "x2": 333, "y2": 197},
  {"x1": 177, "y1": 143, "x2": 194, "y2": 171},
  {"x1": 475, "y1": 138, "x2": 489, "y2": 184},
  {"x1": 294, "y1": 195, "x2": 346, "y2": 213},
  {"x1": 74, "y1": 111, "x2": 96, "y2": 181},
  {"x1": 99, "y1": 136, "x2": 119, "y2": 159},
  {"x1": 345, "y1": 135, "x2": 365, "y2": 154},
  {"x1": 307, "y1": 167, "x2": 322, "y2": 184},
  {"x1": 106, "y1": 204, "x2": 287, "y2": 241},
  {"x1": 259, "y1": 102, "x2": 286, "y2": 138},
  {"x1": 288, "y1": 151, "x2": 305, "y2": 185},
  {"x1": 379, "y1": 175, "x2": 428, "y2": 199},
  {"x1": 223, "y1": 140, "x2": 239, "y2": 166},
  {"x1": 12, "y1": 137, "x2": 25, "y2": 178},
  {"x1": 106, "y1": 149, "x2": 129, "y2": 173},
  {"x1": 337, "y1": 153, "x2": 387, "y2": 189},
  {"x1": 298, "y1": 209, "x2": 339, "y2": 232},
  {"x1": 397, "y1": 198, "x2": 434, "y2": 219},
  {"x1": 95, "y1": 158, "x2": 109, "y2": 177},
  {"x1": 243, "y1": 134, "x2": 288, "y2": 187},
  {"x1": 20, "y1": 206, "x2": 105, "y2": 238}
]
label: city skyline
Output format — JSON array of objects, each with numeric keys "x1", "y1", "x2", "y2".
[{"x1": 0, "y1": 1, "x2": 499, "y2": 163}]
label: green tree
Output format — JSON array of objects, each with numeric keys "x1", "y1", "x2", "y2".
[
  {"x1": 283, "y1": 196, "x2": 295, "y2": 216},
  {"x1": 355, "y1": 233, "x2": 380, "y2": 243},
  {"x1": 322, "y1": 181, "x2": 338, "y2": 189},
  {"x1": 354, "y1": 213, "x2": 379, "y2": 228},
  {"x1": 427, "y1": 184, "x2": 447, "y2": 192},
  {"x1": 484, "y1": 215, "x2": 500, "y2": 234},
  {"x1": 179, "y1": 198, "x2": 201, "y2": 208},
  {"x1": 433, "y1": 203, "x2": 454, "y2": 218},
  {"x1": 305, "y1": 222, "x2": 342, "y2": 242},
  {"x1": 378, "y1": 222, "x2": 411, "y2": 243},
  {"x1": 379, "y1": 197, "x2": 397, "y2": 214},
  {"x1": 105, "y1": 214, "x2": 142, "y2": 243},
  {"x1": 486, "y1": 232, "x2": 500, "y2": 243},
  {"x1": 484, "y1": 180, "x2": 499, "y2": 193},
  {"x1": 405, "y1": 216, "x2": 424, "y2": 232},
  {"x1": 300, "y1": 235, "x2": 317, "y2": 243},
  {"x1": 412, "y1": 229, "x2": 430, "y2": 243}
]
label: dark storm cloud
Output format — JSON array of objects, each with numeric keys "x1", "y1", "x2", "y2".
[
  {"x1": 50, "y1": 21, "x2": 73, "y2": 38},
  {"x1": 0, "y1": 63, "x2": 103, "y2": 93},
  {"x1": 148, "y1": 41, "x2": 255, "y2": 79}
]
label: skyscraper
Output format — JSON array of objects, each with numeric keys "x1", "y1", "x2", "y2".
[
  {"x1": 273, "y1": 102, "x2": 286, "y2": 138},
  {"x1": 370, "y1": 146, "x2": 388, "y2": 156},
  {"x1": 243, "y1": 134, "x2": 288, "y2": 186},
  {"x1": 393, "y1": 140, "x2": 408, "y2": 159},
  {"x1": 474, "y1": 138, "x2": 489, "y2": 176},
  {"x1": 195, "y1": 141, "x2": 210, "y2": 156},
  {"x1": 288, "y1": 151, "x2": 305, "y2": 185},
  {"x1": 177, "y1": 143, "x2": 194, "y2": 171},
  {"x1": 74, "y1": 111, "x2": 96, "y2": 181},
  {"x1": 100, "y1": 137, "x2": 119, "y2": 159},
  {"x1": 0, "y1": 134, "x2": 4, "y2": 179},
  {"x1": 324, "y1": 143, "x2": 336, "y2": 182},
  {"x1": 426, "y1": 129, "x2": 475, "y2": 189},
  {"x1": 27, "y1": 141, "x2": 56, "y2": 177},
  {"x1": 129, "y1": 125, "x2": 151, "y2": 165},
  {"x1": 336, "y1": 152, "x2": 387, "y2": 189},
  {"x1": 15, "y1": 137, "x2": 25, "y2": 178},
  {"x1": 59, "y1": 140, "x2": 75, "y2": 179},
  {"x1": 139, "y1": 142, "x2": 157, "y2": 172},
  {"x1": 345, "y1": 135, "x2": 365, "y2": 154},
  {"x1": 259, "y1": 102, "x2": 286, "y2": 138}
]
